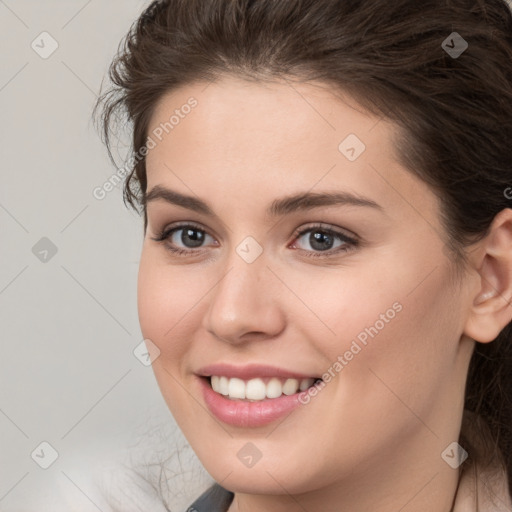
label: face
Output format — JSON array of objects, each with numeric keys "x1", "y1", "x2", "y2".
[{"x1": 137, "y1": 76, "x2": 475, "y2": 496}]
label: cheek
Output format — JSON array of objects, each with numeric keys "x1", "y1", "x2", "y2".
[
  {"x1": 137, "y1": 249, "x2": 204, "y2": 361},
  {"x1": 136, "y1": 250, "x2": 205, "y2": 423},
  {"x1": 327, "y1": 266, "x2": 459, "y2": 423},
  {"x1": 304, "y1": 255, "x2": 458, "y2": 394}
]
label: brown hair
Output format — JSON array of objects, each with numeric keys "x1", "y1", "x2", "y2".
[{"x1": 93, "y1": 0, "x2": 512, "y2": 500}]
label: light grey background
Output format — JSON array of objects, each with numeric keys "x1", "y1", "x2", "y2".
[{"x1": 0, "y1": 1, "x2": 211, "y2": 510}]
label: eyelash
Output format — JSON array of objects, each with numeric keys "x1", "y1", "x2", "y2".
[{"x1": 150, "y1": 221, "x2": 359, "y2": 259}]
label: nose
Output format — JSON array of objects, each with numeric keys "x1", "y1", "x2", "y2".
[{"x1": 202, "y1": 249, "x2": 286, "y2": 345}]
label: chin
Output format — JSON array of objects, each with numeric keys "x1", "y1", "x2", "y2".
[{"x1": 198, "y1": 448, "x2": 325, "y2": 495}]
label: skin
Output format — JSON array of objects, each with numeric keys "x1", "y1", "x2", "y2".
[{"x1": 137, "y1": 75, "x2": 512, "y2": 512}]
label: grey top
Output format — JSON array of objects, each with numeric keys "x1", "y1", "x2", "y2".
[{"x1": 186, "y1": 483, "x2": 234, "y2": 512}]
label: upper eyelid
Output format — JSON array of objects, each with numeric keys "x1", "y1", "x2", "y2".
[{"x1": 295, "y1": 223, "x2": 357, "y2": 239}]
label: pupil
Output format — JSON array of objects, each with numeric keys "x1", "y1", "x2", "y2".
[
  {"x1": 182, "y1": 228, "x2": 204, "y2": 248},
  {"x1": 310, "y1": 231, "x2": 333, "y2": 251}
]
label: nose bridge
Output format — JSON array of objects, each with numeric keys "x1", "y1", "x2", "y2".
[{"x1": 203, "y1": 238, "x2": 284, "y2": 342}]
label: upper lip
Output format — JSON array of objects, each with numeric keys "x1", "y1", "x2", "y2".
[{"x1": 196, "y1": 363, "x2": 320, "y2": 380}]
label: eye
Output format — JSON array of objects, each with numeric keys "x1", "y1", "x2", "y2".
[
  {"x1": 150, "y1": 222, "x2": 216, "y2": 256},
  {"x1": 289, "y1": 223, "x2": 358, "y2": 258},
  {"x1": 150, "y1": 221, "x2": 359, "y2": 259}
]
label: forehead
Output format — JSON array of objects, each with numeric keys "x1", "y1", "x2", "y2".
[
  {"x1": 147, "y1": 76, "x2": 383, "y2": 157},
  {"x1": 144, "y1": 76, "x2": 440, "y2": 225}
]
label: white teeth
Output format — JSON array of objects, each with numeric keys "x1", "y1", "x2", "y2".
[
  {"x1": 246, "y1": 378, "x2": 266, "y2": 400},
  {"x1": 299, "y1": 378, "x2": 315, "y2": 391},
  {"x1": 209, "y1": 376, "x2": 319, "y2": 401},
  {"x1": 282, "y1": 378, "x2": 299, "y2": 395},
  {"x1": 218, "y1": 376, "x2": 229, "y2": 395},
  {"x1": 228, "y1": 377, "x2": 246, "y2": 399},
  {"x1": 266, "y1": 377, "x2": 282, "y2": 398},
  {"x1": 211, "y1": 375, "x2": 220, "y2": 392}
]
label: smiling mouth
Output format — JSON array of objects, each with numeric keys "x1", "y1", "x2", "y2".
[{"x1": 206, "y1": 375, "x2": 323, "y2": 401}]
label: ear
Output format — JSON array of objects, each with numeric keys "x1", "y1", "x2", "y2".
[{"x1": 464, "y1": 208, "x2": 512, "y2": 343}]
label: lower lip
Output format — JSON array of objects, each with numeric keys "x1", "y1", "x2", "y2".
[{"x1": 198, "y1": 376, "x2": 307, "y2": 428}]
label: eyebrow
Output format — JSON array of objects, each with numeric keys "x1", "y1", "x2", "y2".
[{"x1": 143, "y1": 184, "x2": 384, "y2": 217}]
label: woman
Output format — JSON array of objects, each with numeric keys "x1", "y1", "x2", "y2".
[{"x1": 93, "y1": 0, "x2": 512, "y2": 510}]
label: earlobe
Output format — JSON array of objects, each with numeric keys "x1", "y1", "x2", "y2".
[{"x1": 463, "y1": 208, "x2": 512, "y2": 344}]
